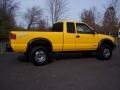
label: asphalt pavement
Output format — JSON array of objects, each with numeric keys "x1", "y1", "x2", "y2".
[{"x1": 0, "y1": 46, "x2": 120, "y2": 90}]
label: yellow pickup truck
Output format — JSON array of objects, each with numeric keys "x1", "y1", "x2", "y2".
[{"x1": 8, "y1": 21, "x2": 116, "y2": 66}]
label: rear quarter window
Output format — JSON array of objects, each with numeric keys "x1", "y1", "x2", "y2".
[{"x1": 52, "y1": 23, "x2": 63, "y2": 32}]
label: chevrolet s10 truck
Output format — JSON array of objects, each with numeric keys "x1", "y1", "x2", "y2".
[{"x1": 8, "y1": 21, "x2": 116, "y2": 66}]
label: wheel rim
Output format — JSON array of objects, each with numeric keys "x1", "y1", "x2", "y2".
[
  {"x1": 103, "y1": 48, "x2": 111, "y2": 58},
  {"x1": 34, "y1": 50, "x2": 46, "y2": 63}
]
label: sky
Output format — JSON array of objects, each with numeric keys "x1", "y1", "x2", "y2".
[{"x1": 17, "y1": 0, "x2": 108, "y2": 27}]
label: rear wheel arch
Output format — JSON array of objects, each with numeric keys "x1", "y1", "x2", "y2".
[{"x1": 26, "y1": 38, "x2": 53, "y2": 53}]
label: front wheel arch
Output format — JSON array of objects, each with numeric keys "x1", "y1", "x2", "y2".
[{"x1": 97, "y1": 39, "x2": 115, "y2": 51}]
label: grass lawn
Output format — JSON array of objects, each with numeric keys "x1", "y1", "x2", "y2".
[
  {"x1": 117, "y1": 38, "x2": 120, "y2": 45},
  {"x1": 0, "y1": 42, "x2": 6, "y2": 54}
]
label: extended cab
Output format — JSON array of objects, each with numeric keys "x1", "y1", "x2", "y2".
[{"x1": 8, "y1": 21, "x2": 116, "y2": 66}]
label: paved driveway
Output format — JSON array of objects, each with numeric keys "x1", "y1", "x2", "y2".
[{"x1": 0, "y1": 47, "x2": 120, "y2": 90}]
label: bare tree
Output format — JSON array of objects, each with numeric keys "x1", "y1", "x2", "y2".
[
  {"x1": 47, "y1": 0, "x2": 68, "y2": 25},
  {"x1": 37, "y1": 19, "x2": 48, "y2": 29},
  {"x1": 112, "y1": 0, "x2": 120, "y2": 22},
  {"x1": 24, "y1": 6, "x2": 43, "y2": 30},
  {"x1": 102, "y1": 0, "x2": 120, "y2": 20},
  {"x1": 0, "y1": 0, "x2": 18, "y2": 40},
  {"x1": 109, "y1": 0, "x2": 119, "y2": 10},
  {"x1": 102, "y1": 6, "x2": 119, "y2": 36},
  {"x1": 80, "y1": 8, "x2": 96, "y2": 29}
]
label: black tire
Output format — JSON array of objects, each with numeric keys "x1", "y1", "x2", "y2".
[
  {"x1": 28, "y1": 46, "x2": 50, "y2": 66},
  {"x1": 97, "y1": 44, "x2": 112, "y2": 60}
]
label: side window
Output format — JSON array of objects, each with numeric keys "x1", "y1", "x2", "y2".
[
  {"x1": 52, "y1": 23, "x2": 63, "y2": 32},
  {"x1": 67, "y1": 22, "x2": 75, "y2": 33},
  {"x1": 76, "y1": 23, "x2": 93, "y2": 34}
]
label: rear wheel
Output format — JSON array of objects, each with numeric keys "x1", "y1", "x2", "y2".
[
  {"x1": 97, "y1": 44, "x2": 112, "y2": 60},
  {"x1": 29, "y1": 46, "x2": 50, "y2": 66}
]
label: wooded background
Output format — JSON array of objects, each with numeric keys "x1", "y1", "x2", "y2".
[{"x1": 0, "y1": 0, "x2": 120, "y2": 40}]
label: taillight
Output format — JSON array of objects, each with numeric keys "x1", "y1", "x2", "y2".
[{"x1": 10, "y1": 33, "x2": 16, "y2": 39}]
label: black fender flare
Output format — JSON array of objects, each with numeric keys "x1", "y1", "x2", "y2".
[
  {"x1": 26, "y1": 38, "x2": 53, "y2": 52},
  {"x1": 97, "y1": 38, "x2": 115, "y2": 50}
]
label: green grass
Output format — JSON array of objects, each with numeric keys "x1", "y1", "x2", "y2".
[
  {"x1": 0, "y1": 45, "x2": 3, "y2": 54},
  {"x1": 117, "y1": 38, "x2": 120, "y2": 45},
  {"x1": 0, "y1": 43, "x2": 5, "y2": 55}
]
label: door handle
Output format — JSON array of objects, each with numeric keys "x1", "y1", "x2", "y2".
[{"x1": 76, "y1": 35, "x2": 80, "y2": 38}]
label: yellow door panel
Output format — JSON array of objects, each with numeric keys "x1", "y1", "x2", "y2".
[
  {"x1": 63, "y1": 33, "x2": 76, "y2": 51},
  {"x1": 75, "y1": 23, "x2": 98, "y2": 51},
  {"x1": 63, "y1": 22, "x2": 76, "y2": 51},
  {"x1": 75, "y1": 34, "x2": 98, "y2": 50}
]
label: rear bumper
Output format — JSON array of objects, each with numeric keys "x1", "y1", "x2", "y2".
[{"x1": 6, "y1": 43, "x2": 13, "y2": 52}]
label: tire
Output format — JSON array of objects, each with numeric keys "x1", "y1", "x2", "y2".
[
  {"x1": 97, "y1": 44, "x2": 112, "y2": 60},
  {"x1": 28, "y1": 46, "x2": 50, "y2": 66}
]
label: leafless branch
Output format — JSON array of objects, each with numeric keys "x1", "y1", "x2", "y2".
[
  {"x1": 24, "y1": 6, "x2": 43, "y2": 29},
  {"x1": 80, "y1": 8, "x2": 96, "y2": 29},
  {"x1": 47, "y1": 0, "x2": 69, "y2": 25}
]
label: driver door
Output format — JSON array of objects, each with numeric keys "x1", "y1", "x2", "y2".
[{"x1": 75, "y1": 23, "x2": 98, "y2": 51}]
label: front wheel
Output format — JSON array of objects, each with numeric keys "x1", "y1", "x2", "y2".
[
  {"x1": 29, "y1": 46, "x2": 50, "y2": 66},
  {"x1": 97, "y1": 44, "x2": 112, "y2": 60}
]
